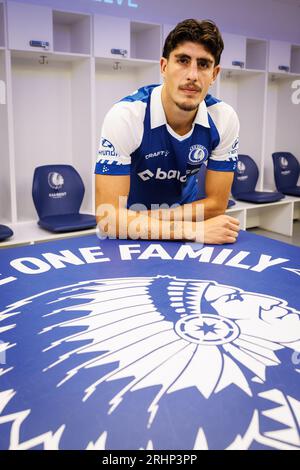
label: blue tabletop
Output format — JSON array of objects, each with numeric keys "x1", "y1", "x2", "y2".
[{"x1": 0, "y1": 231, "x2": 299, "y2": 450}]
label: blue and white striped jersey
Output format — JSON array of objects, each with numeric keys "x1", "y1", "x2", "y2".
[{"x1": 95, "y1": 84, "x2": 239, "y2": 209}]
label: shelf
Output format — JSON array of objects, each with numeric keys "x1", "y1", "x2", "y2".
[
  {"x1": 11, "y1": 49, "x2": 91, "y2": 63},
  {"x1": 268, "y1": 71, "x2": 300, "y2": 81},
  {"x1": 221, "y1": 35, "x2": 267, "y2": 72},
  {"x1": 246, "y1": 38, "x2": 267, "y2": 71},
  {"x1": 95, "y1": 57, "x2": 159, "y2": 68},
  {"x1": 229, "y1": 196, "x2": 298, "y2": 209},
  {"x1": 50, "y1": 51, "x2": 91, "y2": 63},
  {"x1": 294, "y1": 200, "x2": 300, "y2": 219},
  {"x1": 130, "y1": 21, "x2": 161, "y2": 61},
  {"x1": 221, "y1": 68, "x2": 265, "y2": 78},
  {"x1": 0, "y1": 221, "x2": 96, "y2": 248},
  {"x1": 245, "y1": 202, "x2": 294, "y2": 236},
  {"x1": 226, "y1": 197, "x2": 299, "y2": 236},
  {"x1": 53, "y1": 10, "x2": 91, "y2": 55}
]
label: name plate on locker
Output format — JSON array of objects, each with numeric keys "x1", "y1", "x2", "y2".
[
  {"x1": 111, "y1": 48, "x2": 128, "y2": 57},
  {"x1": 29, "y1": 40, "x2": 50, "y2": 50}
]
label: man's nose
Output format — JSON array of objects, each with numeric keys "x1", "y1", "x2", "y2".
[{"x1": 187, "y1": 61, "x2": 198, "y2": 81}]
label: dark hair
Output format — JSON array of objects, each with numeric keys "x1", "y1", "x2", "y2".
[{"x1": 163, "y1": 19, "x2": 224, "y2": 66}]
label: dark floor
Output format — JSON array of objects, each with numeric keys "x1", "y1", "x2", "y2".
[{"x1": 249, "y1": 220, "x2": 300, "y2": 246}]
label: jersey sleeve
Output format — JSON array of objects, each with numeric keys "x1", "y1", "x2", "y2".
[
  {"x1": 95, "y1": 101, "x2": 145, "y2": 175},
  {"x1": 207, "y1": 104, "x2": 240, "y2": 172}
]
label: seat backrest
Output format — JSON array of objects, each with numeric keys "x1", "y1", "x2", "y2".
[
  {"x1": 32, "y1": 165, "x2": 85, "y2": 219},
  {"x1": 0, "y1": 224, "x2": 13, "y2": 241},
  {"x1": 272, "y1": 152, "x2": 300, "y2": 191},
  {"x1": 231, "y1": 154, "x2": 259, "y2": 196}
]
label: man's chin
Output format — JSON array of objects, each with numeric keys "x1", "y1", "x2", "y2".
[{"x1": 175, "y1": 100, "x2": 199, "y2": 112}]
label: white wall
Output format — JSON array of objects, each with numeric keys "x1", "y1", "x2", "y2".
[{"x1": 6, "y1": 0, "x2": 300, "y2": 43}]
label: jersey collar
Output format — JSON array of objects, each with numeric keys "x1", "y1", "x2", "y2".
[{"x1": 150, "y1": 84, "x2": 210, "y2": 130}]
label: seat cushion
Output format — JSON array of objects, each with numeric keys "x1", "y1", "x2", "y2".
[
  {"x1": 234, "y1": 191, "x2": 285, "y2": 203},
  {"x1": 38, "y1": 213, "x2": 96, "y2": 233},
  {"x1": 0, "y1": 224, "x2": 14, "y2": 242},
  {"x1": 282, "y1": 186, "x2": 300, "y2": 197}
]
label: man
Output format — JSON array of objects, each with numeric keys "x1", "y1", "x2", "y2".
[{"x1": 95, "y1": 19, "x2": 240, "y2": 244}]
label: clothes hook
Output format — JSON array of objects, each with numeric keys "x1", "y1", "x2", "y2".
[
  {"x1": 39, "y1": 55, "x2": 48, "y2": 65},
  {"x1": 113, "y1": 61, "x2": 121, "y2": 71}
]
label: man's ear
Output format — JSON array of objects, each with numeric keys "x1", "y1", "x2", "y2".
[
  {"x1": 160, "y1": 57, "x2": 168, "y2": 77},
  {"x1": 212, "y1": 64, "x2": 221, "y2": 83}
]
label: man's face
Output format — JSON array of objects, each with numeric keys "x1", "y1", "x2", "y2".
[{"x1": 160, "y1": 41, "x2": 220, "y2": 112}]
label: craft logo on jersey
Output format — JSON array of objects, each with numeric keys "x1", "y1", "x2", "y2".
[
  {"x1": 0, "y1": 275, "x2": 299, "y2": 450},
  {"x1": 145, "y1": 150, "x2": 170, "y2": 160},
  {"x1": 188, "y1": 145, "x2": 208, "y2": 165},
  {"x1": 48, "y1": 172, "x2": 64, "y2": 190}
]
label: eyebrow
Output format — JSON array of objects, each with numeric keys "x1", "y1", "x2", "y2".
[{"x1": 174, "y1": 54, "x2": 214, "y2": 64}]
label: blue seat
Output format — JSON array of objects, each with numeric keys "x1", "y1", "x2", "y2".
[
  {"x1": 32, "y1": 165, "x2": 96, "y2": 233},
  {"x1": 272, "y1": 152, "x2": 300, "y2": 197},
  {"x1": 0, "y1": 224, "x2": 13, "y2": 242},
  {"x1": 232, "y1": 155, "x2": 284, "y2": 203}
]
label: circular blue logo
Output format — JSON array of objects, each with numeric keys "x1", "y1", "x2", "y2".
[
  {"x1": 48, "y1": 172, "x2": 64, "y2": 190},
  {"x1": 188, "y1": 145, "x2": 208, "y2": 165}
]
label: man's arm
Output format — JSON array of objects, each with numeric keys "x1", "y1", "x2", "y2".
[
  {"x1": 149, "y1": 169, "x2": 233, "y2": 222},
  {"x1": 95, "y1": 174, "x2": 240, "y2": 244}
]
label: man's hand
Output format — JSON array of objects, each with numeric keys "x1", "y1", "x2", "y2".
[{"x1": 202, "y1": 215, "x2": 240, "y2": 244}]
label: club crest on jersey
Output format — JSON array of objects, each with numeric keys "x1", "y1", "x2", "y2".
[{"x1": 188, "y1": 145, "x2": 208, "y2": 165}]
